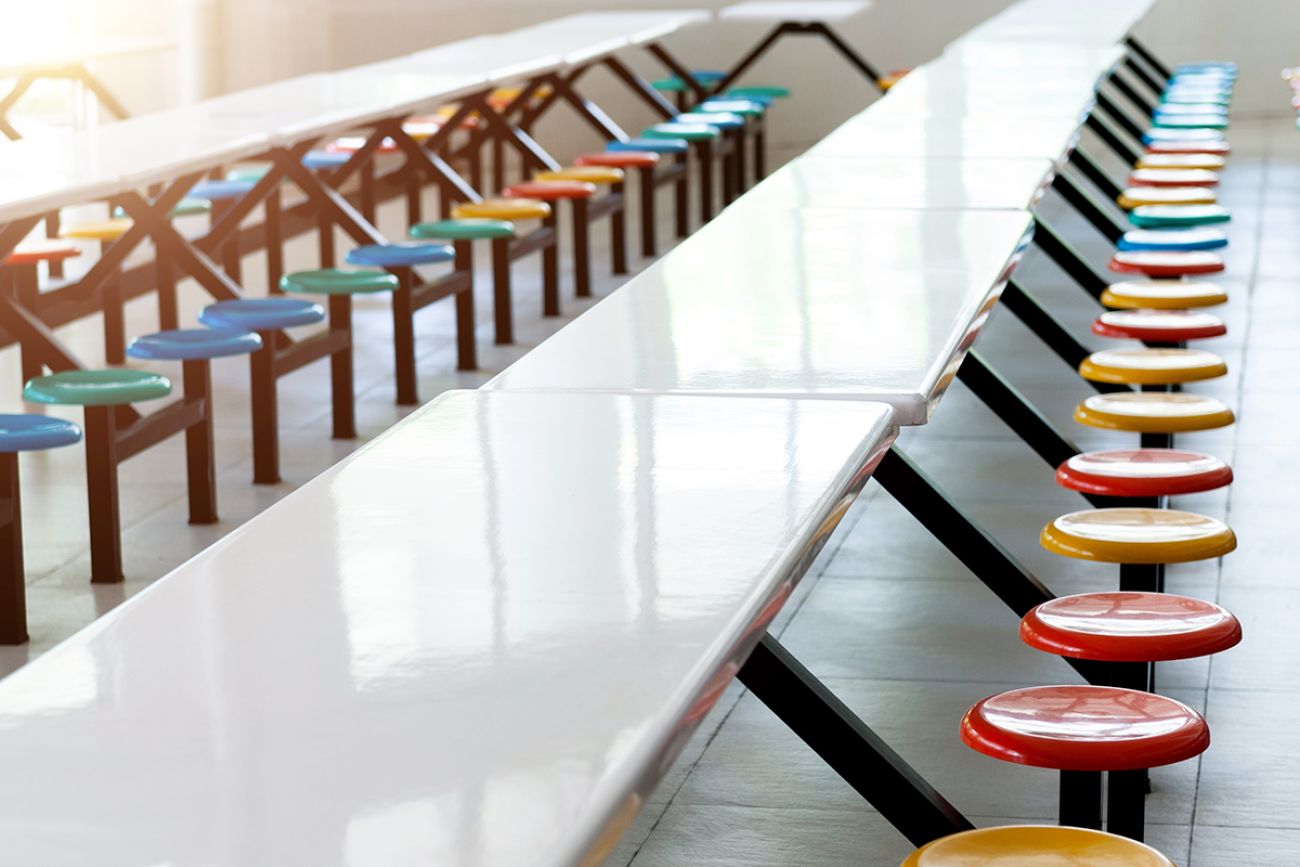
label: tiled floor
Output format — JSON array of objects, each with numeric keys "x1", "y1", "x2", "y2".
[{"x1": 4, "y1": 115, "x2": 1294, "y2": 865}]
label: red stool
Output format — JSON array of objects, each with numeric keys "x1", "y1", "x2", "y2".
[
  {"x1": 501, "y1": 179, "x2": 597, "y2": 310},
  {"x1": 1108, "y1": 250, "x2": 1225, "y2": 277},
  {"x1": 1092, "y1": 309, "x2": 1226, "y2": 344},
  {"x1": 1126, "y1": 168, "x2": 1219, "y2": 187},
  {"x1": 1057, "y1": 449, "x2": 1232, "y2": 501},
  {"x1": 961, "y1": 685, "x2": 1209, "y2": 841},
  {"x1": 575, "y1": 151, "x2": 662, "y2": 261}
]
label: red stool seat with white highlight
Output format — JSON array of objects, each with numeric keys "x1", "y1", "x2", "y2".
[
  {"x1": 501, "y1": 180, "x2": 597, "y2": 200},
  {"x1": 1056, "y1": 448, "x2": 1232, "y2": 498},
  {"x1": 1092, "y1": 309, "x2": 1227, "y2": 342},
  {"x1": 960, "y1": 685, "x2": 1210, "y2": 771},
  {"x1": 1127, "y1": 168, "x2": 1219, "y2": 187},
  {"x1": 575, "y1": 151, "x2": 661, "y2": 169},
  {"x1": 1109, "y1": 250, "x2": 1225, "y2": 277},
  {"x1": 1020, "y1": 592, "x2": 1242, "y2": 662}
]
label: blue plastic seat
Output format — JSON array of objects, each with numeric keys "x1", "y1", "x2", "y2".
[
  {"x1": 1119, "y1": 227, "x2": 1229, "y2": 252},
  {"x1": 189, "y1": 178, "x2": 259, "y2": 201},
  {"x1": 128, "y1": 327, "x2": 263, "y2": 361},
  {"x1": 199, "y1": 298, "x2": 326, "y2": 331},
  {"x1": 0, "y1": 415, "x2": 82, "y2": 452},
  {"x1": 303, "y1": 150, "x2": 351, "y2": 170},
  {"x1": 608, "y1": 137, "x2": 689, "y2": 155},
  {"x1": 676, "y1": 111, "x2": 746, "y2": 129},
  {"x1": 344, "y1": 242, "x2": 455, "y2": 268}
]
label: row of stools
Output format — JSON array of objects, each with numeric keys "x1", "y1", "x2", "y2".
[
  {"x1": 901, "y1": 60, "x2": 1242, "y2": 864},
  {"x1": 0, "y1": 78, "x2": 789, "y2": 632}
]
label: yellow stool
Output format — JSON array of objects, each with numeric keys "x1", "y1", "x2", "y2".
[
  {"x1": 536, "y1": 166, "x2": 625, "y2": 186},
  {"x1": 60, "y1": 217, "x2": 134, "y2": 364},
  {"x1": 535, "y1": 166, "x2": 631, "y2": 276},
  {"x1": 901, "y1": 825, "x2": 1174, "y2": 866},
  {"x1": 1074, "y1": 392, "x2": 1234, "y2": 434},
  {"x1": 1101, "y1": 279, "x2": 1228, "y2": 309},
  {"x1": 1078, "y1": 348, "x2": 1227, "y2": 386},
  {"x1": 1117, "y1": 186, "x2": 1217, "y2": 209},
  {"x1": 452, "y1": 198, "x2": 551, "y2": 222},
  {"x1": 1042, "y1": 507, "x2": 1236, "y2": 564},
  {"x1": 60, "y1": 217, "x2": 132, "y2": 242}
]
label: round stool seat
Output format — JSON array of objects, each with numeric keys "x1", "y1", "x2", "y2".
[
  {"x1": 1129, "y1": 204, "x2": 1231, "y2": 228},
  {"x1": 535, "y1": 166, "x2": 625, "y2": 185},
  {"x1": 608, "y1": 137, "x2": 689, "y2": 155},
  {"x1": 1109, "y1": 250, "x2": 1224, "y2": 277},
  {"x1": 1092, "y1": 309, "x2": 1227, "y2": 341},
  {"x1": 1021, "y1": 592, "x2": 1242, "y2": 662},
  {"x1": 0, "y1": 415, "x2": 82, "y2": 452},
  {"x1": 1057, "y1": 448, "x2": 1232, "y2": 498},
  {"x1": 1128, "y1": 168, "x2": 1219, "y2": 187},
  {"x1": 60, "y1": 218, "x2": 132, "y2": 242},
  {"x1": 200, "y1": 298, "x2": 325, "y2": 331},
  {"x1": 577, "y1": 151, "x2": 660, "y2": 170},
  {"x1": 676, "y1": 111, "x2": 746, "y2": 129},
  {"x1": 501, "y1": 180, "x2": 597, "y2": 201},
  {"x1": 1146, "y1": 140, "x2": 1231, "y2": 156},
  {"x1": 698, "y1": 98, "x2": 766, "y2": 116},
  {"x1": 303, "y1": 150, "x2": 352, "y2": 170},
  {"x1": 900, "y1": 825, "x2": 1175, "y2": 867},
  {"x1": 728, "y1": 85, "x2": 791, "y2": 100},
  {"x1": 1117, "y1": 186, "x2": 1217, "y2": 209},
  {"x1": 280, "y1": 269, "x2": 400, "y2": 295},
  {"x1": 410, "y1": 218, "x2": 515, "y2": 241},
  {"x1": 127, "y1": 327, "x2": 263, "y2": 361},
  {"x1": 1153, "y1": 114, "x2": 1228, "y2": 130},
  {"x1": 1101, "y1": 279, "x2": 1228, "y2": 310},
  {"x1": 1154, "y1": 103, "x2": 1229, "y2": 119},
  {"x1": 1142, "y1": 127, "x2": 1223, "y2": 145},
  {"x1": 642, "y1": 122, "x2": 721, "y2": 141},
  {"x1": 114, "y1": 197, "x2": 216, "y2": 221},
  {"x1": 23, "y1": 370, "x2": 172, "y2": 407},
  {"x1": 226, "y1": 165, "x2": 270, "y2": 183},
  {"x1": 1118, "y1": 226, "x2": 1227, "y2": 252},
  {"x1": 189, "y1": 178, "x2": 257, "y2": 201},
  {"x1": 1041, "y1": 508, "x2": 1236, "y2": 564},
  {"x1": 1163, "y1": 90, "x2": 1231, "y2": 106},
  {"x1": 344, "y1": 242, "x2": 454, "y2": 268},
  {"x1": 4, "y1": 239, "x2": 80, "y2": 266},
  {"x1": 1078, "y1": 348, "x2": 1227, "y2": 385},
  {"x1": 961, "y1": 685, "x2": 1209, "y2": 771},
  {"x1": 1136, "y1": 152, "x2": 1227, "y2": 171},
  {"x1": 453, "y1": 198, "x2": 551, "y2": 221},
  {"x1": 1075, "y1": 391, "x2": 1234, "y2": 433},
  {"x1": 651, "y1": 70, "x2": 725, "y2": 92}
]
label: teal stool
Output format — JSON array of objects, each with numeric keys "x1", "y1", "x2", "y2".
[
  {"x1": 23, "y1": 370, "x2": 171, "y2": 584},
  {"x1": 412, "y1": 219, "x2": 516, "y2": 344},
  {"x1": 608, "y1": 138, "x2": 692, "y2": 240},
  {"x1": 644, "y1": 122, "x2": 723, "y2": 223},
  {"x1": 0, "y1": 414, "x2": 81, "y2": 643}
]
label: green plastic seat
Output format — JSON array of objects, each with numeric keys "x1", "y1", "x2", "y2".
[
  {"x1": 643, "y1": 123, "x2": 720, "y2": 141},
  {"x1": 280, "y1": 268, "x2": 400, "y2": 295},
  {"x1": 410, "y1": 218, "x2": 516, "y2": 241},
  {"x1": 113, "y1": 197, "x2": 212, "y2": 220},
  {"x1": 1129, "y1": 204, "x2": 1232, "y2": 228},
  {"x1": 23, "y1": 369, "x2": 172, "y2": 406},
  {"x1": 728, "y1": 85, "x2": 790, "y2": 100}
]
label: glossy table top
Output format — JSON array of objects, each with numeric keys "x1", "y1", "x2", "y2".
[
  {"x1": 808, "y1": 112, "x2": 1084, "y2": 167},
  {"x1": 956, "y1": 0, "x2": 1152, "y2": 47},
  {"x1": 736, "y1": 156, "x2": 1056, "y2": 211},
  {"x1": 0, "y1": 389, "x2": 897, "y2": 867},
  {"x1": 489, "y1": 208, "x2": 1034, "y2": 424},
  {"x1": 719, "y1": 1, "x2": 870, "y2": 22}
]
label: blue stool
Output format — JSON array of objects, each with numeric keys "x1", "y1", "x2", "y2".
[
  {"x1": 190, "y1": 177, "x2": 261, "y2": 284},
  {"x1": 344, "y1": 242, "x2": 472, "y2": 405},
  {"x1": 1118, "y1": 227, "x2": 1229, "y2": 252},
  {"x1": 199, "y1": 297, "x2": 331, "y2": 485},
  {"x1": 0, "y1": 415, "x2": 81, "y2": 643},
  {"x1": 127, "y1": 327, "x2": 262, "y2": 522}
]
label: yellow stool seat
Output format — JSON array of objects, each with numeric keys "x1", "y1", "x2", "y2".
[
  {"x1": 1078, "y1": 348, "x2": 1227, "y2": 385},
  {"x1": 60, "y1": 218, "x2": 132, "y2": 242},
  {"x1": 536, "y1": 166, "x2": 626, "y2": 185},
  {"x1": 901, "y1": 825, "x2": 1175, "y2": 866},
  {"x1": 452, "y1": 198, "x2": 552, "y2": 221},
  {"x1": 1117, "y1": 186, "x2": 1217, "y2": 209},
  {"x1": 1136, "y1": 152, "x2": 1228, "y2": 171},
  {"x1": 1042, "y1": 507, "x2": 1236, "y2": 564},
  {"x1": 1101, "y1": 279, "x2": 1228, "y2": 309},
  {"x1": 1075, "y1": 392, "x2": 1234, "y2": 433}
]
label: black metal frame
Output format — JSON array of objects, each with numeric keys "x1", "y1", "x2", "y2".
[{"x1": 716, "y1": 20, "x2": 887, "y2": 94}]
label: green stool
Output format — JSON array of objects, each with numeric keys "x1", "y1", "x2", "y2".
[
  {"x1": 23, "y1": 370, "x2": 171, "y2": 584},
  {"x1": 412, "y1": 219, "x2": 517, "y2": 345},
  {"x1": 644, "y1": 123, "x2": 723, "y2": 223}
]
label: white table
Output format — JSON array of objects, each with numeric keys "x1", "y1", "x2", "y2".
[
  {"x1": 720, "y1": 1, "x2": 871, "y2": 22},
  {"x1": 955, "y1": 0, "x2": 1153, "y2": 48},
  {"x1": 0, "y1": 389, "x2": 897, "y2": 867},
  {"x1": 808, "y1": 113, "x2": 1084, "y2": 169},
  {"x1": 488, "y1": 208, "x2": 1034, "y2": 425}
]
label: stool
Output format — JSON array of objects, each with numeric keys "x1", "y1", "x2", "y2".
[
  {"x1": 1152, "y1": 114, "x2": 1228, "y2": 130},
  {"x1": 607, "y1": 137, "x2": 691, "y2": 241},
  {"x1": 961, "y1": 685, "x2": 1208, "y2": 839},
  {"x1": 343, "y1": 241, "x2": 472, "y2": 404},
  {"x1": 197, "y1": 296, "x2": 331, "y2": 485},
  {"x1": 60, "y1": 218, "x2": 133, "y2": 365},
  {"x1": 451, "y1": 197, "x2": 558, "y2": 320},
  {"x1": 1142, "y1": 127, "x2": 1224, "y2": 147},
  {"x1": 536, "y1": 166, "x2": 630, "y2": 276},
  {"x1": 643, "y1": 122, "x2": 723, "y2": 224},
  {"x1": 651, "y1": 70, "x2": 726, "y2": 111},
  {"x1": 1093, "y1": 309, "x2": 1227, "y2": 344},
  {"x1": 1129, "y1": 204, "x2": 1231, "y2": 228},
  {"x1": 22, "y1": 370, "x2": 172, "y2": 583},
  {"x1": 500, "y1": 180, "x2": 598, "y2": 308},
  {"x1": 0, "y1": 415, "x2": 81, "y2": 643},
  {"x1": 1145, "y1": 140, "x2": 1231, "y2": 156},
  {"x1": 411, "y1": 218, "x2": 516, "y2": 344},
  {"x1": 699, "y1": 97, "x2": 769, "y2": 184},
  {"x1": 189, "y1": 178, "x2": 259, "y2": 285},
  {"x1": 1117, "y1": 187, "x2": 1217, "y2": 209},
  {"x1": 1074, "y1": 392, "x2": 1235, "y2": 449},
  {"x1": 126, "y1": 327, "x2": 262, "y2": 522},
  {"x1": 1127, "y1": 168, "x2": 1219, "y2": 187},
  {"x1": 1108, "y1": 250, "x2": 1225, "y2": 278},
  {"x1": 576, "y1": 151, "x2": 662, "y2": 259},
  {"x1": 1078, "y1": 348, "x2": 1227, "y2": 386},
  {"x1": 676, "y1": 110, "x2": 747, "y2": 205},
  {"x1": 2, "y1": 240, "x2": 81, "y2": 386},
  {"x1": 1135, "y1": 153, "x2": 1227, "y2": 171},
  {"x1": 1101, "y1": 280, "x2": 1228, "y2": 309},
  {"x1": 1057, "y1": 448, "x2": 1233, "y2": 500},
  {"x1": 1117, "y1": 226, "x2": 1227, "y2": 252},
  {"x1": 900, "y1": 825, "x2": 1175, "y2": 866}
]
